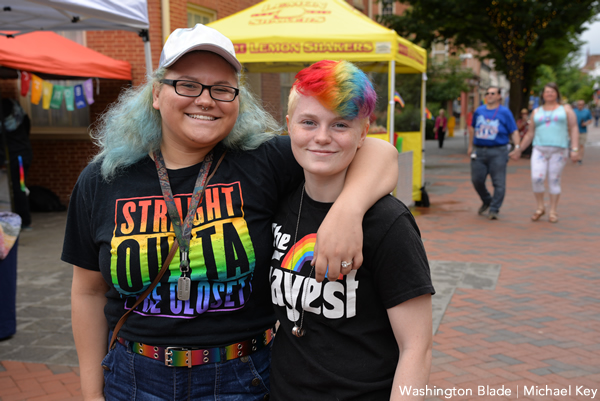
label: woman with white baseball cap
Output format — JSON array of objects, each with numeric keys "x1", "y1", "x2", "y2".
[{"x1": 63, "y1": 24, "x2": 399, "y2": 400}]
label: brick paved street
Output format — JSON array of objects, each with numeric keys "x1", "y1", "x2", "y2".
[
  {"x1": 1, "y1": 125, "x2": 598, "y2": 400},
  {"x1": 419, "y1": 125, "x2": 600, "y2": 400}
]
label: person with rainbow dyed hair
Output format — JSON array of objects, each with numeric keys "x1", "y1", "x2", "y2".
[
  {"x1": 269, "y1": 60, "x2": 434, "y2": 400},
  {"x1": 62, "y1": 25, "x2": 399, "y2": 401}
]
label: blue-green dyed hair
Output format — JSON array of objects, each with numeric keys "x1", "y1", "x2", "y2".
[{"x1": 92, "y1": 68, "x2": 279, "y2": 180}]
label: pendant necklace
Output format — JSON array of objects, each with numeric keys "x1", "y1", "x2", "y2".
[
  {"x1": 289, "y1": 184, "x2": 314, "y2": 338},
  {"x1": 154, "y1": 149, "x2": 214, "y2": 301},
  {"x1": 543, "y1": 105, "x2": 557, "y2": 126}
]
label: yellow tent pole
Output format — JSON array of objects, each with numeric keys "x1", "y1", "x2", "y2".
[{"x1": 388, "y1": 60, "x2": 396, "y2": 144}]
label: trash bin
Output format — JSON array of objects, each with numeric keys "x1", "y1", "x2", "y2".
[
  {"x1": 0, "y1": 212, "x2": 21, "y2": 340},
  {"x1": 0, "y1": 237, "x2": 18, "y2": 339}
]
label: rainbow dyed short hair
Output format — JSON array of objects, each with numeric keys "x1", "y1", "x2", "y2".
[{"x1": 288, "y1": 60, "x2": 376, "y2": 121}]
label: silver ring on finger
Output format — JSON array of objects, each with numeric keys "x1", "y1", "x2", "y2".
[{"x1": 341, "y1": 260, "x2": 353, "y2": 269}]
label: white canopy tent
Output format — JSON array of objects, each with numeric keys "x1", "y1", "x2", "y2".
[{"x1": 0, "y1": 0, "x2": 152, "y2": 74}]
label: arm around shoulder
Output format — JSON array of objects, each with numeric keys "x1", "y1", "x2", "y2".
[{"x1": 345, "y1": 137, "x2": 398, "y2": 205}]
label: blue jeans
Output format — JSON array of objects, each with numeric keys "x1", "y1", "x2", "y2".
[
  {"x1": 102, "y1": 337, "x2": 271, "y2": 401},
  {"x1": 470, "y1": 145, "x2": 509, "y2": 213}
]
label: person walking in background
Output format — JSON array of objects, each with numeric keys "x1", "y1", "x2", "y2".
[
  {"x1": 510, "y1": 83, "x2": 579, "y2": 224},
  {"x1": 447, "y1": 114, "x2": 456, "y2": 137},
  {"x1": 270, "y1": 59, "x2": 434, "y2": 401},
  {"x1": 573, "y1": 100, "x2": 592, "y2": 164},
  {"x1": 516, "y1": 108, "x2": 532, "y2": 158},
  {"x1": 1, "y1": 99, "x2": 32, "y2": 229},
  {"x1": 593, "y1": 105, "x2": 600, "y2": 127},
  {"x1": 467, "y1": 86, "x2": 520, "y2": 220},
  {"x1": 434, "y1": 108, "x2": 447, "y2": 148},
  {"x1": 62, "y1": 24, "x2": 398, "y2": 401}
]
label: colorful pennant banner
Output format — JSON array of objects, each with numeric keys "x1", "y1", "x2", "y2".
[
  {"x1": 74, "y1": 85, "x2": 87, "y2": 109},
  {"x1": 42, "y1": 81, "x2": 53, "y2": 109},
  {"x1": 83, "y1": 79, "x2": 95, "y2": 105},
  {"x1": 31, "y1": 74, "x2": 43, "y2": 105},
  {"x1": 64, "y1": 86, "x2": 75, "y2": 111},
  {"x1": 20, "y1": 72, "x2": 95, "y2": 111},
  {"x1": 20, "y1": 72, "x2": 31, "y2": 97}
]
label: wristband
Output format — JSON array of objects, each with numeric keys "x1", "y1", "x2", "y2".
[
  {"x1": 515, "y1": 144, "x2": 521, "y2": 149},
  {"x1": 571, "y1": 148, "x2": 579, "y2": 152}
]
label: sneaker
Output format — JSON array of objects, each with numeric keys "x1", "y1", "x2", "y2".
[
  {"x1": 488, "y1": 211, "x2": 499, "y2": 220},
  {"x1": 478, "y1": 203, "x2": 490, "y2": 215}
]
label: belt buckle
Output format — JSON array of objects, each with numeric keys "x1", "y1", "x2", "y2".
[{"x1": 165, "y1": 347, "x2": 192, "y2": 368}]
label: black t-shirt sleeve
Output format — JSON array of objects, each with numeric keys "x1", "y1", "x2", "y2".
[
  {"x1": 366, "y1": 200, "x2": 434, "y2": 309},
  {"x1": 61, "y1": 163, "x2": 102, "y2": 271}
]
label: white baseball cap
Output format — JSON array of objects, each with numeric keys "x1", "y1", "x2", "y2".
[{"x1": 158, "y1": 24, "x2": 242, "y2": 72}]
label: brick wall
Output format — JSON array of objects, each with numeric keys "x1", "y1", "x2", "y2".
[
  {"x1": 28, "y1": 140, "x2": 98, "y2": 204},
  {"x1": 86, "y1": 0, "x2": 161, "y2": 86},
  {"x1": 0, "y1": 80, "x2": 18, "y2": 98},
  {"x1": 261, "y1": 73, "x2": 282, "y2": 123}
]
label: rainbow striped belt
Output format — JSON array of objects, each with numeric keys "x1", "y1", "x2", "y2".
[{"x1": 117, "y1": 328, "x2": 274, "y2": 368}]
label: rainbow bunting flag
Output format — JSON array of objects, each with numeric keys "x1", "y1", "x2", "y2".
[
  {"x1": 425, "y1": 108, "x2": 433, "y2": 120},
  {"x1": 393, "y1": 91, "x2": 405, "y2": 107}
]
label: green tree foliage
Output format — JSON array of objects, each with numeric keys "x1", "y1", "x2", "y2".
[
  {"x1": 427, "y1": 57, "x2": 474, "y2": 106},
  {"x1": 533, "y1": 56, "x2": 599, "y2": 103},
  {"x1": 379, "y1": 0, "x2": 600, "y2": 116},
  {"x1": 379, "y1": 57, "x2": 474, "y2": 131}
]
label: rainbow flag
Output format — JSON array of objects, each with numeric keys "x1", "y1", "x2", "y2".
[
  {"x1": 425, "y1": 108, "x2": 433, "y2": 120},
  {"x1": 393, "y1": 91, "x2": 405, "y2": 107}
]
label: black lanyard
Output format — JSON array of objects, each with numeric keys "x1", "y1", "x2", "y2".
[{"x1": 153, "y1": 149, "x2": 214, "y2": 300}]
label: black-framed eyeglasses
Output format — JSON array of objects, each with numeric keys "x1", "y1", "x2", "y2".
[
  {"x1": 485, "y1": 92, "x2": 498, "y2": 96},
  {"x1": 160, "y1": 79, "x2": 239, "y2": 102}
]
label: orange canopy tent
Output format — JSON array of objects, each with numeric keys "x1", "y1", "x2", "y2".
[{"x1": 0, "y1": 31, "x2": 131, "y2": 80}]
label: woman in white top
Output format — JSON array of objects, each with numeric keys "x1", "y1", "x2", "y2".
[{"x1": 510, "y1": 83, "x2": 578, "y2": 223}]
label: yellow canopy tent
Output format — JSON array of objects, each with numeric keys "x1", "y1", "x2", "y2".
[{"x1": 208, "y1": 0, "x2": 427, "y2": 201}]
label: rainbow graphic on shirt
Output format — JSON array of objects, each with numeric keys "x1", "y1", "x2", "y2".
[
  {"x1": 109, "y1": 181, "x2": 256, "y2": 318},
  {"x1": 281, "y1": 233, "x2": 316, "y2": 272}
]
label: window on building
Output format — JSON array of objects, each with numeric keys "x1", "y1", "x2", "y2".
[
  {"x1": 380, "y1": 0, "x2": 394, "y2": 16},
  {"x1": 431, "y1": 42, "x2": 449, "y2": 65},
  {"x1": 187, "y1": 4, "x2": 216, "y2": 27}
]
